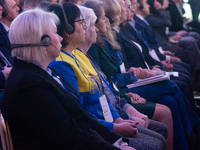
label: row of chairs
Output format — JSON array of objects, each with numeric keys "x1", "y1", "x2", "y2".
[
  {"x1": 0, "y1": 112, "x2": 13, "y2": 150},
  {"x1": 0, "y1": 93, "x2": 198, "y2": 150}
]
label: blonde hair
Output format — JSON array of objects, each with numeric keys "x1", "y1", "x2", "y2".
[
  {"x1": 9, "y1": 8, "x2": 59, "y2": 63},
  {"x1": 101, "y1": 0, "x2": 121, "y2": 50},
  {"x1": 102, "y1": 0, "x2": 121, "y2": 18}
]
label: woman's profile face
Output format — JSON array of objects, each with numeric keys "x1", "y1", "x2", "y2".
[
  {"x1": 0, "y1": 5, "x2": 3, "y2": 19},
  {"x1": 46, "y1": 24, "x2": 63, "y2": 59},
  {"x1": 125, "y1": 0, "x2": 134, "y2": 22},
  {"x1": 119, "y1": 0, "x2": 128, "y2": 23},
  {"x1": 70, "y1": 17, "x2": 87, "y2": 47},
  {"x1": 86, "y1": 20, "x2": 98, "y2": 44},
  {"x1": 96, "y1": 11, "x2": 108, "y2": 33},
  {"x1": 112, "y1": 13, "x2": 121, "y2": 27}
]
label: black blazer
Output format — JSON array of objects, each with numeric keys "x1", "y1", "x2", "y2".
[
  {"x1": 167, "y1": 0, "x2": 184, "y2": 31},
  {"x1": 124, "y1": 22, "x2": 164, "y2": 67},
  {"x1": 117, "y1": 24, "x2": 151, "y2": 69},
  {"x1": 145, "y1": 9, "x2": 171, "y2": 48},
  {"x1": 0, "y1": 22, "x2": 13, "y2": 88},
  {"x1": 1, "y1": 58, "x2": 121, "y2": 150},
  {"x1": 134, "y1": 16, "x2": 166, "y2": 61}
]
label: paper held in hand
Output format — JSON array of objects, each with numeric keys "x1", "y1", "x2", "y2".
[{"x1": 126, "y1": 73, "x2": 170, "y2": 88}]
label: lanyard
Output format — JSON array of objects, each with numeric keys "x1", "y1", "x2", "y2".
[
  {"x1": 73, "y1": 49, "x2": 103, "y2": 95},
  {"x1": 100, "y1": 73, "x2": 117, "y2": 96},
  {"x1": 131, "y1": 28, "x2": 151, "y2": 49},
  {"x1": 87, "y1": 54, "x2": 117, "y2": 96},
  {"x1": 51, "y1": 67, "x2": 85, "y2": 111}
]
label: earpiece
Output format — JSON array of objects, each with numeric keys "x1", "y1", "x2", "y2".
[
  {"x1": 105, "y1": 14, "x2": 114, "y2": 24},
  {"x1": 10, "y1": 35, "x2": 51, "y2": 49},
  {"x1": 59, "y1": 4, "x2": 74, "y2": 34},
  {"x1": 139, "y1": 4, "x2": 144, "y2": 9},
  {"x1": 2, "y1": 10, "x2": 8, "y2": 17},
  {"x1": 0, "y1": 0, "x2": 8, "y2": 17}
]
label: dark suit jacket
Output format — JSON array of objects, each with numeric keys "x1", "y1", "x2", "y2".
[
  {"x1": 1, "y1": 58, "x2": 121, "y2": 150},
  {"x1": 124, "y1": 22, "x2": 164, "y2": 67},
  {"x1": 145, "y1": 9, "x2": 171, "y2": 48},
  {"x1": 0, "y1": 22, "x2": 13, "y2": 88},
  {"x1": 167, "y1": 0, "x2": 184, "y2": 31},
  {"x1": 133, "y1": 16, "x2": 166, "y2": 61},
  {"x1": 117, "y1": 24, "x2": 151, "y2": 69},
  {"x1": 145, "y1": 10, "x2": 190, "y2": 62}
]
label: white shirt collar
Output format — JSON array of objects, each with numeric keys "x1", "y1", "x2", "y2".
[
  {"x1": 0, "y1": 22, "x2": 9, "y2": 32},
  {"x1": 136, "y1": 14, "x2": 149, "y2": 25},
  {"x1": 136, "y1": 14, "x2": 144, "y2": 20},
  {"x1": 129, "y1": 19, "x2": 135, "y2": 28}
]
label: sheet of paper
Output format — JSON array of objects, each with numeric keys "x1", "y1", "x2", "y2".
[{"x1": 120, "y1": 62, "x2": 126, "y2": 73}]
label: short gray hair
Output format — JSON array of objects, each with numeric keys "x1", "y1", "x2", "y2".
[
  {"x1": 9, "y1": 8, "x2": 59, "y2": 62},
  {"x1": 77, "y1": 5, "x2": 97, "y2": 33}
]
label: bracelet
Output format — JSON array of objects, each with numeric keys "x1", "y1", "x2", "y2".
[
  {"x1": 120, "y1": 142, "x2": 128, "y2": 149},
  {"x1": 118, "y1": 138, "x2": 128, "y2": 149},
  {"x1": 113, "y1": 138, "x2": 129, "y2": 149}
]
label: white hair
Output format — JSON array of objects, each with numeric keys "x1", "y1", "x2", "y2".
[
  {"x1": 9, "y1": 8, "x2": 59, "y2": 62},
  {"x1": 77, "y1": 5, "x2": 97, "y2": 33}
]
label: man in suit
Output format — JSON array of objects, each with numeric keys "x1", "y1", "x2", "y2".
[
  {"x1": 139, "y1": 0, "x2": 200, "y2": 92},
  {"x1": 167, "y1": 0, "x2": 200, "y2": 33},
  {"x1": 0, "y1": 0, "x2": 19, "y2": 100},
  {"x1": 188, "y1": 0, "x2": 200, "y2": 21},
  {"x1": 122, "y1": 0, "x2": 200, "y2": 149},
  {"x1": 122, "y1": 0, "x2": 197, "y2": 111}
]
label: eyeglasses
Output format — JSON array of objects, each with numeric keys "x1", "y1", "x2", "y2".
[
  {"x1": 74, "y1": 19, "x2": 86, "y2": 26},
  {"x1": 128, "y1": 5, "x2": 134, "y2": 10}
]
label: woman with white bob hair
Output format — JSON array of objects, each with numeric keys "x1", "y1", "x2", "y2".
[{"x1": 0, "y1": 8, "x2": 130, "y2": 150}]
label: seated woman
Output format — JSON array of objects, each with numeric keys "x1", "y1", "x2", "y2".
[
  {"x1": 84, "y1": 0, "x2": 172, "y2": 129},
  {"x1": 85, "y1": 0, "x2": 200, "y2": 149},
  {"x1": 0, "y1": 8, "x2": 132, "y2": 150},
  {"x1": 48, "y1": 2, "x2": 166, "y2": 150},
  {"x1": 77, "y1": 4, "x2": 168, "y2": 146}
]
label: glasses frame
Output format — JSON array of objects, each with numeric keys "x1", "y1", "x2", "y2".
[
  {"x1": 128, "y1": 5, "x2": 134, "y2": 10},
  {"x1": 74, "y1": 19, "x2": 86, "y2": 26}
]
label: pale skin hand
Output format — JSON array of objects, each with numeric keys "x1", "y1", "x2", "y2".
[
  {"x1": 113, "y1": 118, "x2": 139, "y2": 137},
  {"x1": 170, "y1": 56, "x2": 181, "y2": 63},
  {"x1": 152, "y1": 65, "x2": 161, "y2": 71},
  {"x1": 164, "y1": 50, "x2": 172, "y2": 55},
  {"x1": 127, "y1": 67, "x2": 142, "y2": 77},
  {"x1": 163, "y1": 51, "x2": 182, "y2": 63},
  {"x1": 3, "y1": 66, "x2": 12, "y2": 78},
  {"x1": 128, "y1": 67, "x2": 156, "y2": 79},
  {"x1": 122, "y1": 145, "x2": 136, "y2": 150},
  {"x1": 161, "y1": 60, "x2": 173, "y2": 71},
  {"x1": 132, "y1": 116, "x2": 150, "y2": 128},
  {"x1": 125, "y1": 92, "x2": 146, "y2": 104},
  {"x1": 169, "y1": 35, "x2": 182, "y2": 41},
  {"x1": 137, "y1": 69, "x2": 156, "y2": 79},
  {"x1": 140, "y1": 115, "x2": 150, "y2": 128},
  {"x1": 126, "y1": 106, "x2": 150, "y2": 128},
  {"x1": 176, "y1": 30, "x2": 187, "y2": 36},
  {"x1": 154, "y1": 0, "x2": 162, "y2": 10}
]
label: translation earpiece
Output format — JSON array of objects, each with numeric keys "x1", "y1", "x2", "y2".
[
  {"x1": 0, "y1": 0, "x2": 8, "y2": 17},
  {"x1": 139, "y1": 4, "x2": 144, "y2": 9},
  {"x1": 11, "y1": 35, "x2": 51, "y2": 49},
  {"x1": 105, "y1": 14, "x2": 114, "y2": 24},
  {"x1": 59, "y1": 3, "x2": 74, "y2": 34},
  {"x1": 41, "y1": 35, "x2": 51, "y2": 46}
]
